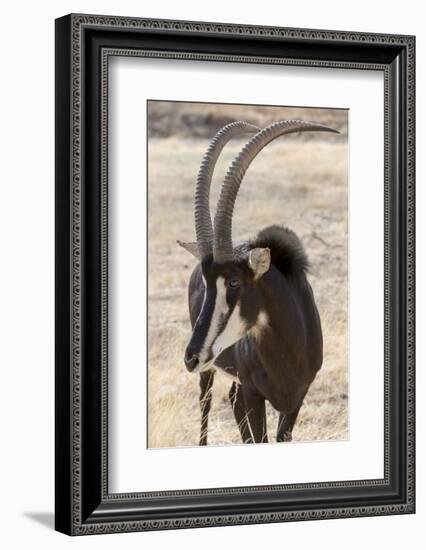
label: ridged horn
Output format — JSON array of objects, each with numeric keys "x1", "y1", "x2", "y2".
[
  {"x1": 194, "y1": 121, "x2": 260, "y2": 258},
  {"x1": 213, "y1": 120, "x2": 339, "y2": 263}
]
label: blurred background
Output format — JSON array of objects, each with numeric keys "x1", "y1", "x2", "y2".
[
  {"x1": 147, "y1": 100, "x2": 348, "y2": 448},
  {"x1": 148, "y1": 101, "x2": 348, "y2": 139}
]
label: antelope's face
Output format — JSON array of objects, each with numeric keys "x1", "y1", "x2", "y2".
[{"x1": 184, "y1": 248, "x2": 271, "y2": 372}]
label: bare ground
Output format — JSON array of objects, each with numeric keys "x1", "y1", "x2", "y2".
[{"x1": 147, "y1": 108, "x2": 348, "y2": 448}]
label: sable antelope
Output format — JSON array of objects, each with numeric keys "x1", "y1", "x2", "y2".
[{"x1": 178, "y1": 120, "x2": 338, "y2": 444}]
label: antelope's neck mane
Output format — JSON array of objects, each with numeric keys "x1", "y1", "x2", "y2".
[{"x1": 249, "y1": 224, "x2": 309, "y2": 280}]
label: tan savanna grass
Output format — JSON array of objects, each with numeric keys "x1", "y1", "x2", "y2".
[{"x1": 147, "y1": 104, "x2": 348, "y2": 448}]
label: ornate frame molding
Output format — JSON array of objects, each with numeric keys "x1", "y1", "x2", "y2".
[{"x1": 55, "y1": 13, "x2": 415, "y2": 535}]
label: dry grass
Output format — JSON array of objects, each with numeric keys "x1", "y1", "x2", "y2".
[{"x1": 147, "y1": 106, "x2": 348, "y2": 448}]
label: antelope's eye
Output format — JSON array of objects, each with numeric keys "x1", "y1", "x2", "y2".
[{"x1": 228, "y1": 278, "x2": 240, "y2": 289}]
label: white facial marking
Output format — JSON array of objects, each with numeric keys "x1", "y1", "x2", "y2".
[
  {"x1": 249, "y1": 311, "x2": 269, "y2": 342},
  {"x1": 197, "y1": 276, "x2": 248, "y2": 368},
  {"x1": 212, "y1": 304, "x2": 246, "y2": 356},
  {"x1": 198, "y1": 277, "x2": 229, "y2": 366}
]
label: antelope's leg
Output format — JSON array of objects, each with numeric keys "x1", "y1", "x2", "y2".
[
  {"x1": 229, "y1": 382, "x2": 252, "y2": 444},
  {"x1": 276, "y1": 390, "x2": 308, "y2": 442},
  {"x1": 241, "y1": 383, "x2": 268, "y2": 444},
  {"x1": 199, "y1": 369, "x2": 215, "y2": 446}
]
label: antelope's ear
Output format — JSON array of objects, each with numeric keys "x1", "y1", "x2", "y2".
[
  {"x1": 177, "y1": 240, "x2": 201, "y2": 260},
  {"x1": 248, "y1": 248, "x2": 271, "y2": 280}
]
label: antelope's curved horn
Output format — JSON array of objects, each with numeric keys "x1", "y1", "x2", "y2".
[
  {"x1": 195, "y1": 121, "x2": 259, "y2": 259},
  {"x1": 213, "y1": 120, "x2": 339, "y2": 263}
]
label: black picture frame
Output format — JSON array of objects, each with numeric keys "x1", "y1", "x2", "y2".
[{"x1": 55, "y1": 13, "x2": 415, "y2": 535}]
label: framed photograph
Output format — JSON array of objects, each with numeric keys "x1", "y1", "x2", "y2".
[{"x1": 55, "y1": 14, "x2": 415, "y2": 535}]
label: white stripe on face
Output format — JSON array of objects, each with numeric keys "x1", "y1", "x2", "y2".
[
  {"x1": 198, "y1": 277, "x2": 228, "y2": 367},
  {"x1": 197, "y1": 276, "x2": 247, "y2": 368},
  {"x1": 212, "y1": 303, "x2": 247, "y2": 357}
]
